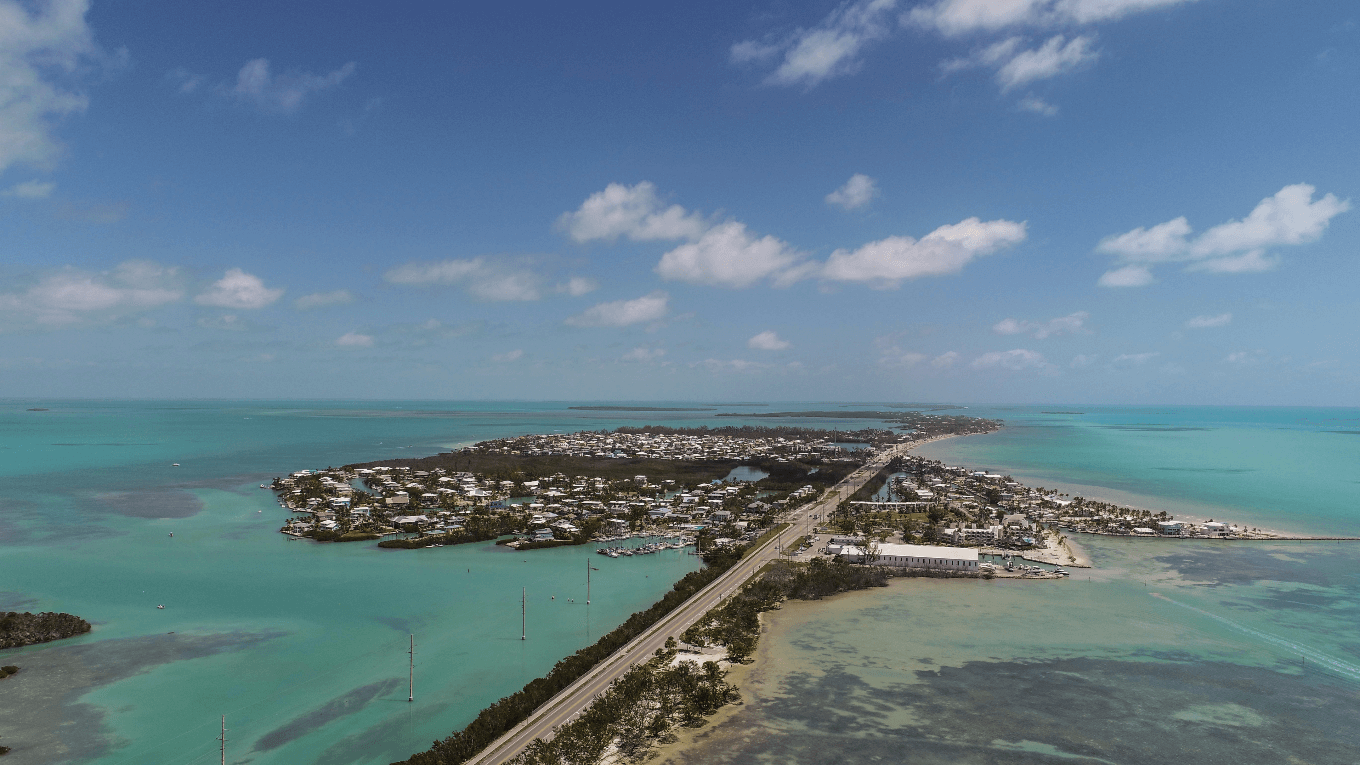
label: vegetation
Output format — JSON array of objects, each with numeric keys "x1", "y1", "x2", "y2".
[
  {"x1": 0, "y1": 665, "x2": 17, "y2": 678},
  {"x1": 614, "y1": 423, "x2": 895, "y2": 444},
  {"x1": 509, "y1": 647, "x2": 738, "y2": 765},
  {"x1": 683, "y1": 558, "x2": 890, "y2": 661},
  {"x1": 348, "y1": 453, "x2": 740, "y2": 485},
  {"x1": 396, "y1": 546, "x2": 746, "y2": 765},
  {"x1": 1, "y1": 611, "x2": 91, "y2": 650},
  {"x1": 378, "y1": 529, "x2": 504, "y2": 549}
]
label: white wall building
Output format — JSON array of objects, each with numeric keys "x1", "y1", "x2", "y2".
[{"x1": 830, "y1": 542, "x2": 979, "y2": 571}]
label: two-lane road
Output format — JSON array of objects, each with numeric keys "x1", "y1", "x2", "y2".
[{"x1": 463, "y1": 444, "x2": 907, "y2": 765}]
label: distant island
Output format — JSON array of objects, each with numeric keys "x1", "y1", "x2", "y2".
[
  {"x1": 567, "y1": 406, "x2": 717, "y2": 412},
  {"x1": 1, "y1": 612, "x2": 91, "y2": 650}
]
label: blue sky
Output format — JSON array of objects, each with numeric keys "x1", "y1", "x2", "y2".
[{"x1": 1, "y1": 0, "x2": 1356, "y2": 403}]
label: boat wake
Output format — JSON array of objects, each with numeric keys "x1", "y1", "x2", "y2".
[{"x1": 1150, "y1": 592, "x2": 1360, "y2": 682}]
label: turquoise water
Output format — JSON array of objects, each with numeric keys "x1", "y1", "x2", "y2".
[
  {"x1": 3, "y1": 402, "x2": 1358, "y2": 764},
  {"x1": 916, "y1": 406, "x2": 1360, "y2": 536}
]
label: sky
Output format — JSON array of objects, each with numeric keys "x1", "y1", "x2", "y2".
[{"x1": 0, "y1": 0, "x2": 1356, "y2": 404}]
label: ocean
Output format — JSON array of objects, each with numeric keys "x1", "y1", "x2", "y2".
[{"x1": 2, "y1": 402, "x2": 1358, "y2": 764}]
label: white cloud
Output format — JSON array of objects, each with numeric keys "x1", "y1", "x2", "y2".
[
  {"x1": 1070, "y1": 353, "x2": 1097, "y2": 368},
  {"x1": 621, "y1": 346, "x2": 666, "y2": 362},
  {"x1": 565, "y1": 291, "x2": 670, "y2": 328},
  {"x1": 557, "y1": 277, "x2": 599, "y2": 296},
  {"x1": 907, "y1": 0, "x2": 1198, "y2": 36},
  {"x1": 3, "y1": 179, "x2": 55, "y2": 198},
  {"x1": 822, "y1": 217, "x2": 1026, "y2": 286},
  {"x1": 1096, "y1": 184, "x2": 1349, "y2": 286},
  {"x1": 491, "y1": 349, "x2": 523, "y2": 363},
  {"x1": 971, "y1": 348, "x2": 1048, "y2": 370},
  {"x1": 880, "y1": 348, "x2": 927, "y2": 367},
  {"x1": 0, "y1": 0, "x2": 111, "y2": 175},
  {"x1": 558, "y1": 182, "x2": 706, "y2": 243},
  {"x1": 1112, "y1": 351, "x2": 1159, "y2": 365},
  {"x1": 656, "y1": 221, "x2": 804, "y2": 288},
  {"x1": 731, "y1": 0, "x2": 899, "y2": 88},
  {"x1": 697, "y1": 358, "x2": 766, "y2": 372},
  {"x1": 336, "y1": 332, "x2": 373, "y2": 347},
  {"x1": 195, "y1": 268, "x2": 284, "y2": 309},
  {"x1": 748, "y1": 330, "x2": 792, "y2": 351},
  {"x1": 826, "y1": 173, "x2": 879, "y2": 210},
  {"x1": 383, "y1": 258, "x2": 545, "y2": 302},
  {"x1": 1096, "y1": 264, "x2": 1154, "y2": 287},
  {"x1": 1096, "y1": 217, "x2": 1192, "y2": 261},
  {"x1": 995, "y1": 35, "x2": 1097, "y2": 89},
  {"x1": 294, "y1": 289, "x2": 353, "y2": 310},
  {"x1": 1225, "y1": 349, "x2": 1266, "y2": 365},
  {"x1": 229, "y1": 58, "x2": 356, "y2": 113},
  {"x1": 932, "y1": 350, "x2": 959, "y2": 368},
  {"x1": 0, "y1": 260, "x2": 182, "y2": 329},
  {"x1": 992, "y1": 310, "x2": 1088, "y2": 338},
  {"x1": 1017, "y1": 94, "x2": 1058, "y2": 116},
  {"x1": 1185, "y1": 312, "x2": 1231, "y2": 328},
  {"x1": 198, "y1": 313, "x2": 245, "y2": 331}
]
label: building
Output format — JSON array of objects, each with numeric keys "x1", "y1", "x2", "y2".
[{"x1": 830, "y1": 542, "x2": 979, "y2": 571}]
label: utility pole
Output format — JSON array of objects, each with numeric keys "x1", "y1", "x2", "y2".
[
  {"x1": 521, "y1": 587, "x2": 526, "y2": 640},
  {"x1": 408, "y1": 634, "x2": 415, "y2": 702},
  {"x1": 219, "y1": 715, "x2": 227, "y2": 765},
  {"x1": 586, "y1": 560, "x2": 592, "y2": 605}
]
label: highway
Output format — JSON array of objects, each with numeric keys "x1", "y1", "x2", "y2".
[{"x1": 463, "y1": 443, "x2": 907, "y2": 765}]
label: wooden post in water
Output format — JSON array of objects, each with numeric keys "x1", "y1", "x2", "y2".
[
  {"x1": 219, "y1": 715, "x2": 227, "y2": 765},
  {"x1": 586, "y1": 560, "x2": 591, "y2": 605},
  {"x1": 521, "y1": 587, "x2": 526, "y2": 640},
  {"x1": 408, "y1": 634, "x2": 415, "y2": 702}
]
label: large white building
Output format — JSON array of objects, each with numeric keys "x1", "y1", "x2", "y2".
[{"x1": 829, "y1": 542, "x2": 980, "y2": 571}]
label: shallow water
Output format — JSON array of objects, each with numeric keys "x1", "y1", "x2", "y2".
[{"x1": 660, "y1": 536, "x2": 1360, "y2": 764}]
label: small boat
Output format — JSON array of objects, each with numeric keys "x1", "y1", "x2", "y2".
[
  {"x1": 168, "y1": 532, "x2": 173, "y2": 537},
  {"x1": 157, "y1": 605, "x2": 165, "y2": 609},
  {"x1": 171, "y1": 463, "x2": 180, "y2": 467},
  {"x1": 260, "y1": 484, "x2": 267, "y2": 489}
]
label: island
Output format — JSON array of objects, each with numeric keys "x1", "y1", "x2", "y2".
[{"x1": 0, "y1": 611, "x2": 91, "y2": 650}]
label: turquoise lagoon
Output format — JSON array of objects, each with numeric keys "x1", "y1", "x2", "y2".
[{"x1": 2, "y1": 402, "x2": 1359, "y2": 764}]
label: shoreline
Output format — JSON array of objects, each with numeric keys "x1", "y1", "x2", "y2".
[{"x1": 914, "y1": 432, "x2": 1346, "y2": 540}]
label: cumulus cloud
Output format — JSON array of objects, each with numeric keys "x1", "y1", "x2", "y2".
[
  {"x1": 3, "y1": 179, "x2": 55, "y2": 198},
  {"x1": 731, "y1": 0, "x2": 899, "y2": 88},
  {"x1": 565, "y1": 291, "x2": 670, "y2": 328},
  {"x1": 1017, "y1": 94, "x2": 1058, "y2": 116},
  {"x1": 1070, "y1": 353, "x2": 1097, "y2": 368},
  {"x1": 228, "y1": 58, "x2": 356, "y2": 113},
  {"x1": 1112, "y1": 352, "x2": 1158, "y2": 365},
  {"x1": 971, "y1": 348, "x2": 1047, "y2": 370},
  {"x1": 557, "y1": 182, "x2": 707, "y2": 243},
  {"x1": 0, "y1": 0, "x2": 118, "y2": 175},
  {"x1": 195, "y1": 268, "x2": 284, "y2": 309},
  {"x1": 826, "y1": 174, "x2": 879, "y2": 210},
  {"x1": 697, "y1": 358, "x2": 766, "y2": 372},
  {"x1": 944, "y1": 34, "x2": 1096, "y2": 91},
  {"x1": 995, "y1": 35, "x2": 1096, "y2": 89},
  {"x1": 1185, "y1": 312, "x2": 1231, "y2": 329},
  {"x1": 0, "y1": 260, "x2": 182, "y2": 329},
  {"x1": 932, "y1": 351, "x2": 959, "y2": 368},
  {"x1": 384, "y1": 257, "x2": 547, "y2": 302},
  {"x1": 656, "y1": 222, "x2": 804, "y2": 288},
  {"x1": 621, "y1": 346, "x2": 666, "y2": 362},
  {"x1": 556, "y1": 276, "x2": 599, "y2": 296},
  {"x1": 992, "y1": 310, "x2": 1088, "y2": 338},
  {"x1": 748, "y1": 330, "x2": 792, "y2": 351},
  {"x1": 822, "y1": 217, "x2": 1026, "y2": 286},
  {"x1": 294, "y1": 289, "x2": 353, "y2": 310},
  {"x1": 335, "y1": 332, "x2": 373, "y2": 347},
  {"x1": 907, "y1": 0, "x2": 1198, "y2": 36},
  {"x1": 491, "y1": 349, "x2": 523, "y2": 363},
  {"x1": 1096, "y1": 184, "x2": 1350, "y2": 286},
  {"x1": 1096, "y1": 264, "x2": 1154, "y2": 287}
]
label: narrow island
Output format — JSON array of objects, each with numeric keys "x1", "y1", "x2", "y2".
[{"x1": 0, "y1": 611, "x2": 91, "y2": 650}]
